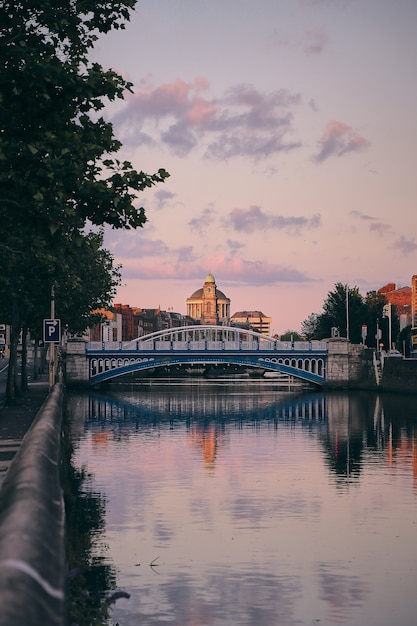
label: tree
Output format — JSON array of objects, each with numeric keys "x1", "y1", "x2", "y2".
[
  {"x1": 0, "y1": 1, "x2": 169, "y2": 402},
  {"x1": 363, "y1": 291, "x2": 393, "y2": 349},
  {"x1": 301, "y1": 313, "x2": 320, "y2": 341},
  {"x1": 280, "y1": 330, "x2": 304, "y2": 341},
  {"x1": 301, "y1": 283, "x2": 367, "y2": 343}
]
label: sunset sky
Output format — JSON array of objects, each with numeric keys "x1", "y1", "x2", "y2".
[{"x1": 92, "y1": 0, "x2": 417, "y2": 335}]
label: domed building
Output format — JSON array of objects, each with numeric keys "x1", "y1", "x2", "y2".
[{"x1": 186, "y1": 273, "x2": 231, "y2": 325}]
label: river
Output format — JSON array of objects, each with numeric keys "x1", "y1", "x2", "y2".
[{"x1": 66, "y1": 378, "x2": 417, "y2": 626}]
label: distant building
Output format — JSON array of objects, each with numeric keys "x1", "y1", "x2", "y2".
[
  {"x1": 412, "y1": 275, "x2": 417, "y2": 327},
  {"x1": 90, "y1": 306, "x2": 194, "y2": 342},
  {"x1": 186, "y1": 273, "x2": 230, "y2": 325},
  {"x1": 378, "y1": 283, "x2": 412, "y2": 330},
  {"x1": 230, "y1": 311, "x2": 272, "y2": 336},
  {"x1": 89, "y1": 309, "x2": 122, "y2": 342}
]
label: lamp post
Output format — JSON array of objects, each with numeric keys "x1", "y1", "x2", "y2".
[
  {"x1": 383, "y1": 302, "x2": 392, "y2": 351},
  {"x1": 346, "y1": 284, "x2": 350, "y2": 341}
]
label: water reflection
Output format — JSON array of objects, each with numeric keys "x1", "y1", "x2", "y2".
[{"x1": 68, "y1": 381, "x2": 417, "y2": 626}]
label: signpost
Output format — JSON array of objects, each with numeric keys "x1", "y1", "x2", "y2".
[
  {"x1": 44, "y1": 318, "x2": 61, "y2": 390},
  {"x1": 43, "y1": 319, "x2": 61, "y2": 344},
  {"x1": 44, "y1": 285, "x2": 61, "y2": 390}
]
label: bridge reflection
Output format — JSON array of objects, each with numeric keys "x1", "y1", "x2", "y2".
[{"x1": 83, "y1": 383, "x2": 327, "y2": 428}]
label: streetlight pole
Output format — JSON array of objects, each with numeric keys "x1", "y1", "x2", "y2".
[
  {"x1": 49, "y1": 284, "x2": 55, "y2": 391},
  {"x1": 383, "y1": 302, "x2": 392, "y2": 351},
  {"x1": 346, "y1": 284, "x2": 350, "y2": 341}
]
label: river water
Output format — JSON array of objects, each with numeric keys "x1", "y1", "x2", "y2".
[{"x1": 67, "y1": 378, "x2": 417, "y2": 626}]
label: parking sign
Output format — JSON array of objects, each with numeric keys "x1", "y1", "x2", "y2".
[{"x1": 43, "y1": 319, "x2": 61, "y2": 343}]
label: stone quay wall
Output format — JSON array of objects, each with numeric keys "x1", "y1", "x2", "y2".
[
  {"x1": 0, "y1": 383, "x2": 66, "y2": 625},
  {"x1": 324, "y1": 339, "x2": 378, "y2": 390},
  {"x1": 65, "y1": 339, "x2": 89, "y2": 387}
]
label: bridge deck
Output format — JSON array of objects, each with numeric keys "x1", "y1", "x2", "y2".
[{"x1": 85, "y1": 326, "x2": 329, "y2": 386}]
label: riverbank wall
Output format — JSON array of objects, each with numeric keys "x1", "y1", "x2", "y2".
[
  {"x1": 323, "y1": 339, "x2": 377, "y2": 390},
  {"x1": 323, "y1": 338, "x2": 417, "y2": 392},
  {"x1": 381, "y1": 357, "x2": 417, "y2": 393},
  {"x1": 0, "y1": 383, "x2": 66, "y2": 625}
]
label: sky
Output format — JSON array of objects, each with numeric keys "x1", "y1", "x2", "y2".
[{"x1": 91, "y1": 0, "x2": 417, "y2": 335}]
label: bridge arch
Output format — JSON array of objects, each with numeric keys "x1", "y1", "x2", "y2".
[{"x1": 86, "y1": 325, "x2": 328, "y2": 386}]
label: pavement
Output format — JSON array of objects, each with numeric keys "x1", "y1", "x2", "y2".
[{"x1": 0, "y1": 365, "x2": 50, "y2": 490}]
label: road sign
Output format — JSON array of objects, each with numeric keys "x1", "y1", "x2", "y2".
[{"x1": 43, "y1": 319, "x2": 61, "y2": 343}]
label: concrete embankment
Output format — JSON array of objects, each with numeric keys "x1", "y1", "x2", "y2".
[{"x1": 0, "y1": 383, "x2": 66, "y2": 625}]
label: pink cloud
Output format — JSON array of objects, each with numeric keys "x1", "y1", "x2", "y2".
[
  {"x1": 313, "y1": 120, "x2": 370, "y2": 162},
  {"x1": 112, "y1": 79, "x2": 302, "y2": 160},
  {"x1": 121, "y1": 254, "x2": 315, "y2": 286}
]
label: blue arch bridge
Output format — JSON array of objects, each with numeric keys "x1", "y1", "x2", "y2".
[{"x1": 86, "y1": 325, "x2": 329, "y2": 386}]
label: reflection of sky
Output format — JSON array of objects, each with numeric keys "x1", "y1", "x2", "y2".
[{"x1": 69, "y1": 385, "x2": 417, "y2": 625}]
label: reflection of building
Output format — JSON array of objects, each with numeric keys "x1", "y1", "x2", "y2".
[
  {"x1": 189, "y1": 424, "x2": 225, "y2": 470},
  {"x1": 231, "y1": 311, "x2": 272, "y2": 336},
  {"x1": 186, "y1": 273, "x2": 230, "y2": 325}
]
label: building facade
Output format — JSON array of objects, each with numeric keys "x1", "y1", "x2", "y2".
[
  {"x1": 378, "y1": 283, "x2": 412, "y2": 331},
  {"x1": 412, "y1": 275, "x2": 417, "y2": 327},
  {"x1": 186, "y1": 273, "x2": 231, "y2": 325},
  {"x1": 230, "y1": 310, "x2": 272, "y2": 336}
]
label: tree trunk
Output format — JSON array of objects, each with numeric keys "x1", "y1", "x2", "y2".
[
  {"x1": 21, "y1": 326, "x2": 28, "y2": 392},
  {"x1": 6, "y1": 307, "x2": 20, "y2": 405}
]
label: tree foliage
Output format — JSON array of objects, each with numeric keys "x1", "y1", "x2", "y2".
[
  {"x1": 301, "y1": 283, "x2": 399, "y2": 348},
  {"x1": 0, "y1": 0, "x2": 169, "y2": 402}
]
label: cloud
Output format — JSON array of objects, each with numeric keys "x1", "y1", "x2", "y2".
[
  {"x1": 369, "y1": 222, "x2": 391, "y2": 236},
  {"x1": 176, "y1": 246, "x2": 196, "y2": 263},
  {"x1": 391, "y1": 236, "x2": 417, "y2": 255},
  {"x1": 309, "y1": 98, "x2": 319, "y2": 112},
  {"x1": 105, "y1": 231, "x2": 169, "y2": 258},
  {"x1": 350, "y1": 209, "x2": 375, "y2": 221},
  {"x1": 189, "y1": 207, "x2": 217, "y2": 234},
  {"x1": 227, "y1": 239, "x2": 245, "y2": 254},
  {"x1": 154, "y1": 189, "x2": 176, "y2": 209},
  {"x1": 226, "y1": 205, "x2": 321, "y2": 235},
  {"x1": 272, "y1": 26, "x2": 329, "y2": 55},
  {"x1": 313, "y1": 120, "x2": 370, "y2": 163},
  {"x1": 303, "y1": 28, "x2": 329, "y2": 54},
  {"x1": 350, "y1": 210, "x2": 392, "y2": 236},
  {"x1": 116, "y1": 253, "x2": 316, "y2": 286},
  {"x1": 112, "y1": 79, "x2": 303, "y2": 161},
  {"x1": 202, "y1": 254, "x2": 317, "y2": 285}
]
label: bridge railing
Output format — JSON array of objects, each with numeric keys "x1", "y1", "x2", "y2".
[{"x1": 86, "y1": 339, "x2": 329, "y2": 352}]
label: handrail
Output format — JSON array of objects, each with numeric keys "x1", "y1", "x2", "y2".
[{"x1": 86, "y1": 339, "x2": 329, "y2": 353}]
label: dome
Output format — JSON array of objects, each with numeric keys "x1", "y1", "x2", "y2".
[
  {"x1": 204, "y1": 272, "x2": 215, "y2": 284},
  {"x1": 189, "y1": 288, "x2": 204, "y2": 299}
]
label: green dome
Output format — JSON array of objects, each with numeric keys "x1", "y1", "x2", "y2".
[{"x1": 205, "y1": 272, "x2": 215, "y2": 283}]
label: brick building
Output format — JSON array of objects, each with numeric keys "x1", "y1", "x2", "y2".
[{"x1": 378, "y1": 283, "x2": 412, "y2": 330}]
